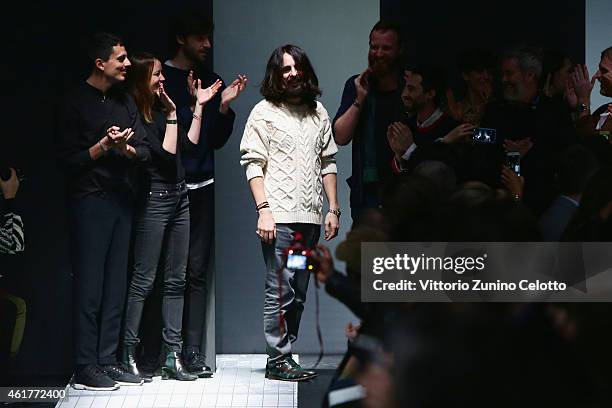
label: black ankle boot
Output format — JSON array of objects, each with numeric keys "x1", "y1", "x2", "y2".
[
  {"x1": 162, "y1": 348, "x2": 197, "y2": 381},
  {"x1": 122, "y1": 345, "x2": 152, "y2": 383}
]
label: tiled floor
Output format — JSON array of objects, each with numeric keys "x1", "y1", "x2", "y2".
[{"x1": 55, "y1": 355, "x2": 298, "y2": 408}]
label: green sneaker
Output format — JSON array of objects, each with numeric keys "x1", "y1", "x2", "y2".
[{"x1": 265, "y1": 358, "x2": 316, "y2": 381}]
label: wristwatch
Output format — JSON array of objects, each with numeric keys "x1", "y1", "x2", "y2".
[{"x1": 328, "y1": 208, "x2": 341, "y2": 218}]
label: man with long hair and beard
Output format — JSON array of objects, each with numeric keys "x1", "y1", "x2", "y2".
[
  {"x1": 240, "y1": 44, "x2": 339, "y2": 381},
  {"x1": 333, "y1": 20, "x2": 406, "y2": 221}
]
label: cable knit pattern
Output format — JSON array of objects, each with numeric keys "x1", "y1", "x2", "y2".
[{"x1": 240, "y1": 99, "x2": 338, "y2": 224}]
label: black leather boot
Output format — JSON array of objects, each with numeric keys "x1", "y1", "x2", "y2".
[
  {"x1": 161, "y1": 347, "x2": 198, "y2": 381},
  {"x1": 122, "y1": 345, "x2": 152, "y2": 383}
]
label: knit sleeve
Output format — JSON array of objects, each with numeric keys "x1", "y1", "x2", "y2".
[
  {"x1": 320, "y1": 107, "x2": 338, "y2": 175},
  {"x1": 0, "y1": 208, "x2": 24, "y2": 254},
  {"x1": 240, "y1": 108, "x2": 269, "y2": 181}
]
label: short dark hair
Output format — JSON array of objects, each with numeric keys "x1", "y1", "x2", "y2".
[
  {"x1": 260, "y1": 44, "x2": 321, "y2": 110},
  {"x1": 369, "y1": 20, "x2": 403, "y2": 49},
  {"x1": 458, "y1": 48, "x2": 496, "y2": 75},
  {"x1": 601, "y1": 46, "x2": 612, "y2": 60},
  {"x1": 407, "y1": 63, "x2": 447, "y2": 105},
  {"x1": 168, "y1": 9, "x2": 214, "y2": 57},
  {"x1": 85, "y1": 32, "x2": 123, "y2": 65}
]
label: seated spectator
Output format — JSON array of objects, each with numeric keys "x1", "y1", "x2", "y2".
[
  {"x1": 539, "y1": 145, "x2": 599, "y2": 240},
  {"x1": 413, "y1": 160, "x2": 457, "y2": 199},
  {"x1": 446, "y1": 48, "x2": 496, "y2": 126},
  {"x1": 480, "y1": 45, "x2": 577, "y2": 216}
]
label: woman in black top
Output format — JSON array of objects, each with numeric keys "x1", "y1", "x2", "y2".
[{"x1": 122, "y1": 52, "x2": 220, "y2": 381}]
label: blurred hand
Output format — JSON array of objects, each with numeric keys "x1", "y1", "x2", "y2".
[
  {"x1": 446, "y1": 88, "x2": 464, "y2": 121},
  {"x1": 345, "y1": 321, "x2": 361, "y2": 342},
  {"x1": 0, "y1": 168, "x2": 20, "y2": 199},
  {"x1": 501, "y1": 165, "x2": 524, "y2": 199},
  {"x1": 387, "y1": 122, "x2": 414, "y2": 160},
  {"x1": 503, "y1": 137, "x2": 533, "y2": 157},
  {"x1": 324, "y1": 212, "x2": 339, "y2": 241},
  {"x1": 443, "y1": 123, "x2": 473, "y2": 144},
  {"x1": 311, "y1": 244, "x2": 334, "y2": 284},
  {"x1": 221, "y1": 74, "x2": 248, "y2": 108},
  {"x1": 159, "y1": 83, "x2": 177, "y2": 113},
  {"x1": 355, "y1": 68, "x2": 371, "y2": 103},
  {"x1": 564, "y1": 80, "x2": 578, "y2": 109},
  {"x1": 256, "y1": 209, "x2": 276, "y2": 244},
  {"x1": 570, "y1": 64, "x2": 596, "y2": 103}
]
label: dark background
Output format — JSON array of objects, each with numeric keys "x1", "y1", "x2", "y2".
[{"x1": 1, "y1": 0, "x2": 585, "y2": 384}]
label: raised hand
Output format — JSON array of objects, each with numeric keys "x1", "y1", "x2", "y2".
[
  {"x1": 355, "y1": 68, "x2": 371, "y2": 103},
  {"x1": 187, "y1": 70, "x2": 197, "y2": 101},
  {"x1": 501, "y1": 165, "x2": 524, "y2": 199},
  {"x1": 570, "y1": 64, "x2": 596, "y2": 103},
  {"x1": 196, "y1": 79, "x2": 222, "y2": 106},
  {"x1": 564, "y1": 79, "x2": 578, "y2": 109},
  {"x1": 442, "y1": 123, "x2": 473, "y2": 144},
  {"x1": 221, "y1": 74, "x2": 248, "y2": 107},
  {"x1": 159, "y1": 83, "x2": 176, "y2": 113},
  {"x1": 446, "y1": 89, "x2": 464, "y2": 121}
]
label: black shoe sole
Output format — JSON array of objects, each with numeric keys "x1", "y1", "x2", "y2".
[{"x1": 265, "y1": 372, "x2": 316, "y2": 382}]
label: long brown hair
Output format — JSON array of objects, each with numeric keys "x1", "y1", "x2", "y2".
[
  {"x1": 260, "y1": 44, "x2": 321, "y2": 111},
  {"x1": 126, "y1": 52, "x2": 156, "y2": 123}
]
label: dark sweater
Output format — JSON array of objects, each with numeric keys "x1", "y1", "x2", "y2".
[
  {"x1": 333, "y1": 74, "x2": 406, "y2": 209},
  {"x1": 480, "y1": 96, "x2": 577, "y2": 216},
  {"x1": 142, "y1": 109, "x2": 196, "y2": 184},
  {"x1": 57, "y1": 81, "x2": 150, "y2": 197},
  {"x1": 162, "y1": 64, "x2": 236, "y2": 184}
]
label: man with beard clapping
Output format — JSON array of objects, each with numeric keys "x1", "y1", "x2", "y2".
[{"x1": 333, "y1": 20, "x2": 406, "y2": 221}]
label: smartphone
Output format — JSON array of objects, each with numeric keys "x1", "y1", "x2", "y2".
[
  {"x1": 287, "y1": 254, "x2": 308, "y2": 270},
  {"x1": 506, "y1": 151, "x2": 521, "y2": 176},
  {"x1": 472, "y1": 127, "x2": 497, "y2": 144}
]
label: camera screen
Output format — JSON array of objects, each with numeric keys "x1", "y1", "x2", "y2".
[
  {"x1": 287, "y1": 254, "x2": 307, "y2": 270},
  {"x1": 473, "y1": 127, "x2": 496, "y2": 143},
  {"x1": 506, "y1": 152, "x2": 521, "y2": 176}
]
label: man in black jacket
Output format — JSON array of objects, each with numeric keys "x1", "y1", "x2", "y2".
[{"x1": 57, "y1": 32, "x2": 149, "y2": 390}]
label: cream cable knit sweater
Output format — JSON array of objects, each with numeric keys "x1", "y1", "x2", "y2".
[{"x1": 240, "y1": 99, "x2": 338, "y2": 224}]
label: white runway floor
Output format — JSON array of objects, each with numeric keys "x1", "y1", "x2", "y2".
[{"x1": 55, "y1": 354, "x2": 298, "y2": 408}]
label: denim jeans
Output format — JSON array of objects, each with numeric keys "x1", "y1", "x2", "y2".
[
  {"x1": 261, "y1": 223, "x2": 320, "y2": 363},
  {"x1": 124, "y1": 181, "x2": 190, "y2": 352}
]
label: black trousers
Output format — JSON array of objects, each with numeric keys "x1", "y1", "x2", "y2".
[
  {"x1": 124, "y1": 182, "x2": 190, "y2": 352},
  {"x1": 69, "y1": 191, "x2": 132, "y2": 366},
  {"x1": 183, "y1": 184, "x2": 214, "y2": 348}
]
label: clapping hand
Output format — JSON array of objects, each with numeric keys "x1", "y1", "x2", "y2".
[
  {"x1": 221, "y1": 74, "x2": 248, "y2": 108},
  {"x1": 159, "y1": 83, "x2": 176, "y2": 113},
  {"x1": 387, "y1": 122, "x2": 414, "y2": 160},
  {"x1": 196, "y1": 78, "x2": 223, "y2": 106}
]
